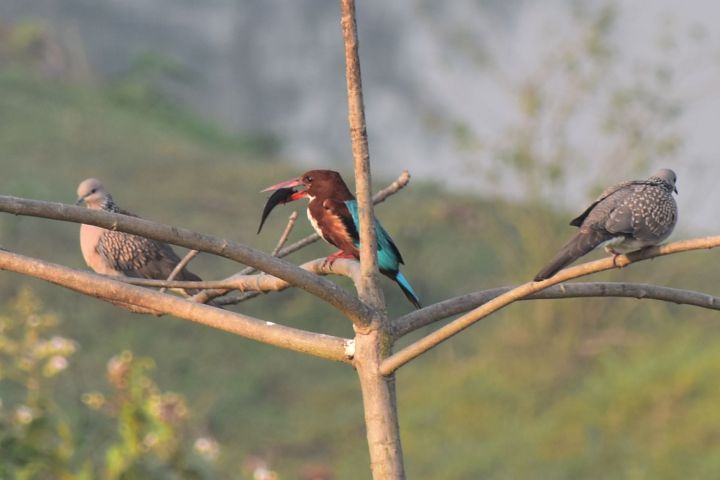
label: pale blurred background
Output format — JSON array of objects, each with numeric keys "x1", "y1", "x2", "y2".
[{"x1": 0, "y1": 1, "x2": 719, "y2": 479}]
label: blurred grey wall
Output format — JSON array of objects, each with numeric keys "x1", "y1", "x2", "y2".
[{"x1": 1, "y1": 0, "x2": 719, "y2": 230}]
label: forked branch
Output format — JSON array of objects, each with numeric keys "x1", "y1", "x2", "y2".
[
  {"x1": 192, "y1": 211, "x2": 299, "y2": 304},
  {"x1": 161, "y1": 249, "x2": 199, "y2": 294}
]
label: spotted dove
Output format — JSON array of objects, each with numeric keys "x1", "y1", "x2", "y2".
[
  {"x1": 76, "y1": 178, "x2": 201, "y2": 294},
  {"x1": 533, "y1": 169, "x2": 678, "y2": 281}
]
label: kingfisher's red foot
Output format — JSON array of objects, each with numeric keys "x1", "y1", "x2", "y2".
[{"x1": 322, "y1": 250, "x2": 355, "y2": 269}]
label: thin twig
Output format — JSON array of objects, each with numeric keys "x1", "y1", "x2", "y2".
[
  {"x1": 192, "y1": 212, "x2": 299, "y2": 303},
  {"x1": 373, "y1": 170, "x2": 411, "y2": 205},
  {"x1": 160, "y1": 249, "x2": 199, "y2": 294},
  {"x1": 380, "y1": 236, "x2": 720, "y2": 375},
  {"x1": 272, "y1": 211, "x2": 299, "y2": 255},
  {"x1": 213, "y1": 290, "x2": 261, "y2": 306},
  {"x1": 116, "y1": 257, "x2": 361, "y2": 292}
]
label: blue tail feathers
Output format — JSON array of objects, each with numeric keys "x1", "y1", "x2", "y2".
[{"x1": 394, "y1": 272, "x2": 421, "y2": 309}]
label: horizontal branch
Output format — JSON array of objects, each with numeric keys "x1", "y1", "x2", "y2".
[
  {"x1": 0, "y1": 195, "x2": 371, "y2": 326},
  {"x1": 119, "y1": 258, "x2": 361, "y2": 293},
  {"x1": 381, "y1": 235, "x2": 720, "y2": 375},
  {"x1": 0, "y1": 249, "x2": 353, "y2": 363},
  {"x1": 392, "y1": 282, "x2": 720, "y2": 339}
]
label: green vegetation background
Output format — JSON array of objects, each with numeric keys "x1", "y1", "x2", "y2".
[{"x1": 2, "y1": 22, "x2": 720, "y2": 479}]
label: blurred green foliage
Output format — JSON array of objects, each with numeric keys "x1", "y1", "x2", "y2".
[
  {"x1": 0, "y1": 14, "x2": 719, "y2": 480},
  {"x1": 88, "y1": 350, "x2": 221, "y2": 480},
  {"x1": 0, "y1": 288, "x2": 76, "y2": 479},
  {"x1": 0, "y1": 289, "x2": 224, "y2": 479}
]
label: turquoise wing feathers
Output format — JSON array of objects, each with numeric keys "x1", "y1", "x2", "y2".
[
  {"x1": 345, "y1": 200, "x2": 421, "y2": 308},
  {"x1": 345, "y1": 200, "x2": 403, "y2": 272}
]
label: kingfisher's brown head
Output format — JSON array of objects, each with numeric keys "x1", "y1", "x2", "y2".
[{"x1": 261, "y1": 169, "x2": 353, "y2": 201}]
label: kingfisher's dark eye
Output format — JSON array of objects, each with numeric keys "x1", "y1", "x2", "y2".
[
  {"x1": 304, "y1": 175, "x2": 313, "y2": 183},
  {"x1": 90, "y1": 188, "x2": 97, "y2": 194}
]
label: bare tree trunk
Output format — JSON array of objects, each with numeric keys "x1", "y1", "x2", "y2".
[
  {"x1": 340, "y1": 0, "x2": 406, "y2": 477},
  {"x1": 354, "y1": 326, "x2": 406, "y2": 479}
]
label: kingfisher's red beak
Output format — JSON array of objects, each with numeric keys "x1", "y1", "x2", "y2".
[
  {"x1": 262, "y1": 178, "x2": 302, "y2": 192},
  {"x1": 261, "y1": 177, "x2": 308, "y2": 201}
]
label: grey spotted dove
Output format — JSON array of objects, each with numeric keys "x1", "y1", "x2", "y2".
[
  {"x1": 534, "y1": 169, "x2": 678, "y2": 281},
  {"x1": 76, "y1": 178, "x2": 202, "y2": 294}
]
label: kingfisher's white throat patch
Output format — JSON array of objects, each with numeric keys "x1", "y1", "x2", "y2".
[{"x1": 306, "y1": 205, "x2": 325, "y2": 240}]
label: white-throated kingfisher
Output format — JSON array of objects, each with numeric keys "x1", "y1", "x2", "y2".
[{"x1": 260, "y1": 170, "x2": 421, "y2": 309}]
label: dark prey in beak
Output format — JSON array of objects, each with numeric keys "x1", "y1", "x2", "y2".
[{"x1": 257, "y1": 187, "x2": 299, "y2": 234}]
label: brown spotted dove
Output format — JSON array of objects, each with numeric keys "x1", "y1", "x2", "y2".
[
  {"x1": 76, "y1": 178, "x2": 202, "y2": 294},
  {"x1": 534, "y1": 169, "x2": 678, "y2": 281}
]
